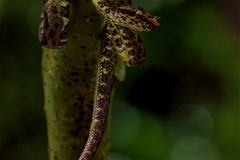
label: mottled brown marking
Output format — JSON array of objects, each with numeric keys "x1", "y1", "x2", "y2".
[
  {"x1": 111, "y1": 23, "x2": 146, "y2": 66},
  {"x1": 39, "y1": 0, "x2": 70, "y2": 49},
  {"x1": 80, "y1": 0, "x2": 159, "y2": 159},
  {"x1": 79, "y1": 23, "x2": 117, "y2": 160},
  {"x1": 93, "y1": 0, "x2": 159, "y2": 31}
]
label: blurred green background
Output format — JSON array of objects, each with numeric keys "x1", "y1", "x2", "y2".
[{"x1": 0, "y1": 0, "x2": 239, "y2": 160}]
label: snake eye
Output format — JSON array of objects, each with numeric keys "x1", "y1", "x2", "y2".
[{"x1": 54, "y1": 23, "x2": 59, "y2": 29}]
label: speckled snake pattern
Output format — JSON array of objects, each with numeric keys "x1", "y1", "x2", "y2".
[
  {"x1": 39, "y1": 0, "x2": 70, "y2": 49},
  {"x1": 80, "y1": 0, "x2": 159, "y2": 160},
  {"x1": 79, "y1": 21, "x2": 118, "y2": 160}
]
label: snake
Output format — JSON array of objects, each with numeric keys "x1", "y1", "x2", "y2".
[
  {"x1": 39, "y1": 0, "x2": 159, "y2": 160},
  {"x1": 80, "y1": 1, "x2": 159, "y2": 159}
]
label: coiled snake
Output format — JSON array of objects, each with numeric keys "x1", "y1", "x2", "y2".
[{"x1": 39, "y1": 0, "x2": 159, "y2": 159}]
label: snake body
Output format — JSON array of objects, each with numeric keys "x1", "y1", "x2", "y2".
[
  {"x1": 92, "y1": 0, "x2": 159, "y2": 31},
  {"x1": 39, "y1": 0, "x2": 70, "y2": 49},
  {"x1": 79, "y1": 22, "x2": 118, "y2": 160},
  {"x1": 110, "y1": 23, "x2": 146, "y2": 66}
]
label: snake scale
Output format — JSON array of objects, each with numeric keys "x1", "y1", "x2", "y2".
[
  {"x1": 39, "y1": 0, "x2": 70, "y2": 49},
  {"x1": 39, "y1": 0, "x2": 159, "y2": 159}
]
